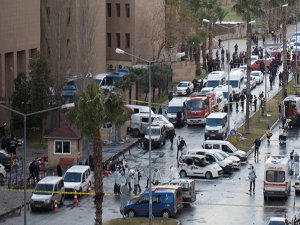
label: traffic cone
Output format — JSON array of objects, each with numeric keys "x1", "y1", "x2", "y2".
[
  {"x1": 73, "y1": 191, "x2": 78, "y2": 206},
  {"x1": 53, "y1": 200, "x2": 58, "y2": 213},
  {"x1": 88, "y1": 181, "x2": 92, "y2": 192}
]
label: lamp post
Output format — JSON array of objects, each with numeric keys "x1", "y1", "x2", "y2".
[
  {"x1": 116, "y1": 48, "x2": 184, "y2": 224},
  {"x1": 282, "y1": 3, "x2": 289, "y2": 99},
  {"x1": 0, "y1": 103, "x2": 74, "y2": 225}
]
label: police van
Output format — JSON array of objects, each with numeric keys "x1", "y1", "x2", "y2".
[
  {"x1": 264, "y1": 156, "x2": 291, "y2": 199},
  {"x1": 166, "y1": 97, "x2": 187, "y2": 126}
]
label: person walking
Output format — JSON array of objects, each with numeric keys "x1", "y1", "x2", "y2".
[
  {"x1": 249, "y1": 94, "x2": 253, "y2": 111},
  {"x1": 133, "y1": 168, "x2": 140, "y2": 195},
  {"x1": 144, "y1": 165, "x2": 150, "y2": 189},
  {"x1": 124, "y1": 166, "x2": 132, "y2": 192},
  {"x1": 177, "y1": 137, "x2": 187, "y2": 158},
  {"x1": 113, "y1": 169, "x2": 119, "y2": 194},
  {"x1": 240, "y1": 93, "x2": 245, "y2": 112},
  {"x1": 33, "y1": 159, "x2": 40, "y2": 183},
  {"x1": 266, "y1": 126, "x2": 273, "y2": 144},
  {"x1": 253, "y1": 96, "x2": 258, "y2": 112},
  {"x1": 169, "y1": 129, "x2": 176, "y2": 149},
  {"x1": 152, "y1": 169, "x2": 161, "y2": 185},
  {"x1": 254, "y1": 138, "x2": 261, "y2": 161},
  {"x1": 235, "y1": 94, "x2": 240, "y2": 112},
  {"x1": 27, "y1": 160, "x2": 36, "y2": 183},
  {"x1": 248, "y1": 165, "x2": 257, "y2": 193},
  {"x1": 56, "y1": 161, "x2": 62, "y2": 177}
]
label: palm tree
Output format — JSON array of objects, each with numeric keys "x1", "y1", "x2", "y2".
[
  {"x1": 66, "y1": 83, "x2": 128, "y2": 225},
  {"x1": 233, "y1": 0, "x2": 263, "y2": 133}
]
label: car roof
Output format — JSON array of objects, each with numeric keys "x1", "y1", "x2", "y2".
[
  {"x1": 168, "y1": 97, "x2": 187, "y2": 106},
  {"x1": 66, "y1": 165, "x2": 90, "y2": 173},
  {"x1": 269, "y1": 217, "x2": 287, "y2": 222},
  {"x1": 38, "y1": 176, "x2": 63, "y2": 184},
  {"x1": 207, "y1": 112, "x2": 227, "y2": 118},
  {"x1": 183, "y1": 154, "x2": 205, "y2": 159}
]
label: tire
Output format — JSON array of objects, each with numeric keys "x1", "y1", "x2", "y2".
[
  {"x1": 60, "y1": 195, "x2": 65, "y2": 205},
  {"x1": 50, "y1": 201, "x2": 54, "y2": 211},
  {"x1": 133, "y1": 129, "x2": 140, "y2": 137},
  {"x1": 180, "y1": 170, "x2": 187, "y2": 178},
  {"x1": 161, "y1": 209, "x2": 171, "y2": 218},
  {"x1": 205, "y1": 172, "x2": 212, "y2": 179},
  {"x1": 128, "y1": 209, "x2": 135, "y2": 218},
  {"x1": 30, "y1": 205, "x2": 36, "y2": 212}
]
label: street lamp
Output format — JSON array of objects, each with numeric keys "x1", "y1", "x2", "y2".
[
  {"x1": 116, "y1": 48, "x2": 184, "y2": 224},
  {"x1": 0, "y1": 102, "x2": 74, "y2": 225}
]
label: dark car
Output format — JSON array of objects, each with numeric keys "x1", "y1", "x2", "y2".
[{"x1": 0, "y1": 151, "x2": 11, "y2": 169}]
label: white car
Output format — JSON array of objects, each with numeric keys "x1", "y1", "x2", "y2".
[
  {"x1": 178, "y1": 155, "x2": 223, "y2": 179},
  {"x1": 249, "y1": 77, "x2": 257, "y2": 89},
  {"x1": 250, "y1": 70, "x2": 264, "y2": 84},
  {"x1": 0, "y1": 163, "x2": 6, "y2": 181},
  {"x1": 199, "y1": 87, "x2": 214, "y2": 95},
  {"x1": 295, "y1": 175, "x2": 300, "y2": 194},
  {"x1": 176, "y1": 81, "x2": 194, "y2": 96},
  {"x1": 217, "y1": 151, "x2": 241, "y2": 169},
  {"x1": 268, "y1": 217, "x2": 289, "y2": 225},
  {"x1": 152, "y1": 115, "x2": 174, "y2": 136}
]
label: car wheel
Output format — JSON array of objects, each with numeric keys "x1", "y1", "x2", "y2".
[
  {"x1": 133, "y1": 129, "x2": 140, "y2": 137},
  {"x1": 50, "y1": 201, "x2": 54, "y2": 211},
  {"x1": 205, "y1": 172, "x2": 212, "y2": 179},
  {"x1": 30, "y1": 205, "x2": 36, "y2": 212},
  {"x1": 128, "y1": 209, "x2": 135, "y2": 218},
  {"x1": 180, "y1": 170, "x2": 187, "y2": 178},
  {"x1": 161, "y1": 209, "x2": 171, "y2": 218},
  {"x1": 60, "y1": 195, "x2": 65, "y2": 205}
]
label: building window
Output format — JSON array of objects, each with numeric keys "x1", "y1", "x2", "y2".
[
  {"x1": 125, "y1": 4, "x2": 130, "y2": 17},
  {"x1": 125, "y1": 33, "x2": 130, "y2": 48},
  {"x1": 54, "y1": 140, "x2": 71, "y2": 154},
  {"x1": 107, "y1": 3, "x2": 111, "y2": 17},
  {"x1": 116, "y1": 33, "x2": 121, "y2": 48},
  {"x1": 107, "y1": 33, "x2": 111, "y2": 48},
  {"x1": 116, "y1": 3, "x2": 120, "y2": 17}
]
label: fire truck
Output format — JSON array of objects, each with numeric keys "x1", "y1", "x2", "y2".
[
  {"x1": 281, "y1": 95, "x2": 300, "y2": 128},
  {"x1": 185, "y1": 93, "x2": 216, "y2": 126}
]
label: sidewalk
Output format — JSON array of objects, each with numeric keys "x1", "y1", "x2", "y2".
[{"x1": 0, "y1": 137, "x2": 139, "y2": 219}]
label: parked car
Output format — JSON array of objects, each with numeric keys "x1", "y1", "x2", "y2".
[
  {"x1": 0, "y1": 163, "x2": 6, "y2": 182},
  {"x1": 267, "y1": 217, "x2": 289, "y2": 225},
  {"x1": 143, "y1": 125, "x2": 167, "y2": 148},
  {"x1": 249, "y1": 77, "x2": 257, "y2": 89},
  {"x1": 0, "y1": 151, "x2": 11, "y2": 169},
  {"x1": 250, "y1": 59, "x2": 271, "y2": 71},
  {"x1": 250, "y1": 70, "x2": 264, "y2": 84},
  {"x1": 176, "y1": 81, "x2": 194, "y2": 96},
  {"x1": 217, "y1": 150, "x2": 241, "y2": 169},
  {"x1": 152, "y1": 115, "x2": 174, "y2": 137},
  {"x1": 294, "y1": 175, "x2": 300, "y2": 194},
  {"x1": 178, "y1": 155, "x2": 223, "y2": 179}
]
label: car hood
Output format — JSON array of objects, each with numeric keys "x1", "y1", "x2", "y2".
[
  {"x1": 176, "y1": 87, "x2": 188, "y2": 91},
  {"x1": 167, "y1": 113, "x2": 176, "y2": 118},
  {"x1": 145, "y1": 134, "x2": 161, "y2": 139},
  {"x1": 31, "y1": 193, "x2": 52, "y2": 201},
  {"x1": 206, "y1": 125, "x2": 222, "y2": 131},
  {"x1": 228, "y1": 155, "x2": 240, "y2": 162},
  {"x1": 236, "y1": 150, "x2": 246, "y2": 157},
  {"x1": 208, "y1": 162, "x2": 222, "y2": 170},
  {"x1": 64, "y1": 182, "x2": 81, "y2": 189}
]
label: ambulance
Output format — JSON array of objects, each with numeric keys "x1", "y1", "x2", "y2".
[{"x1": 263, "y1": 156, "x2": 291, "y2": 200}]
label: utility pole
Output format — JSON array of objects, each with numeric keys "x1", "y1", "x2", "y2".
[{"x1": 282, "y1": 4, "x2": 288, "y2": 99}]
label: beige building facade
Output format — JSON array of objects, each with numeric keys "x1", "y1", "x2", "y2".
[
  {"x1": 106, "y1": 0, "x2": 166, "y2": 70},
  {"x1": 0, "y1": 0, "x2": 40, "y2": 102}
]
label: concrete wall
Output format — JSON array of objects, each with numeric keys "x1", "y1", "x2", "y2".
[
  {"x1": 172, "y1": 61, "x2": 196, "y2": 83},
  {"x1": 0, "y1": 0, "x2": 40, "y2": 100}
]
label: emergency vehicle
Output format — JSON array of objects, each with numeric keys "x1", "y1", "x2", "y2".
[
  {"x1": 185, "y1": 92, "x2": 216, "y2": 126},
  {"x1": 264, "y1": 156, "x2": 291, "y2": 200},
  {"x1": 281, "y1": 95, "x2": 300, "y2": 128}
]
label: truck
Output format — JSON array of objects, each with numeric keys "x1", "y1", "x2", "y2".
[
  {"x1": 264, "y1": 156, "x2": 291, "y2": 200},
  {"x1": 281, "y1": 95, "x2": 300, "y2": 128},
  {"x1": 185, "y1": 92, "x2": 216, "y2": 126},
  {"x1": 166, "y1": 97, "x2": 187, "y2": 126}
]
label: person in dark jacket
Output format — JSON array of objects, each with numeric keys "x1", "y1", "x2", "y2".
[
  {"x1": 33, "y1": 160, "x2": 40, "y2": 183},
  {"x1": 158, "y1": 106, "x2": 163, "y2": 114},
  {"x1": 57, "y1": 162, "x2": 62, "y2": 177},
  {"x1": 27, "y1": 160, "x2": 36, "y2": 183},
  {"x1": 240, "y1": 93, "x2": 245, "y2": 112}
]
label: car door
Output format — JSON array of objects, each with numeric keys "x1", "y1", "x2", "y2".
[
  {"x1": 82, "y1": 172, "x2": 88, "y2": 191},
  {"x1": 192, "y1": 157, "x2": 205, "y2": 177},
  {"x1": 135, "y1": 195, "x2": 149, "y2": 217},
  {"x1": 222, "y1": 144, "x2": 233, "y2": 154}
]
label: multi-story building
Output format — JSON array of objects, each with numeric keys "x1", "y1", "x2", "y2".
[
  {"x1": 0, "y1": 0, "x2": 40, "y2": 101},
  {"x1": 106, "y1": 0, "x2": 166, "y2": 70}
]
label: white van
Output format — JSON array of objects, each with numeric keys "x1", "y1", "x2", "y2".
[
  {"x1": 228, "y1": 68, "x2": 245, "y2": 99},
  {"x1": 178, "y1": 154, "x2": 223, "y2": 179},
  {"x1": 202, "y1": 140, "x2": 247, "y2": 162},
  {"x1": 94, "y1": 73, "x2": 114, "y2": 91},
  {"x1": 187, "y1": 149, "x2": 233, "y2": 173},
  {"x1": 30, "y1": 176, "x2": 64, "y2": 211},
  {"x1": 264, "y1": 156, "x2": 291, "y2": 199},
  {"x1": 206, "y1": 71, "x2": 227, "y2": 88},
  {"x1": 214, "y1": 85, "x2": 233, "y2": 111},
  {"x1": 64, "y1": 165, "x2": 92, "y2": 193},
  {"x1": 166, "y1": 97, "x2": 187, "y2": 125},
  {"x1": 204, "y1": 112, "x2": 228, "y2": 140},
  {"x1": 125, "y1": 104, "x2": 155, "y2": 114}
]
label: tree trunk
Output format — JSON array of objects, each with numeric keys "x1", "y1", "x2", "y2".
[
  {"x1": 93, "y1": 127, "x2": 104, "y2": 225},
  {"x1": 282, "y1": 6, "x2": 288, "y2": 99},
  {"x1": 194, "y1": 45, "x2": 201, "y2": 75},
  {"x1": 245, "y1": 22, "x2": 252, "y2": 133},
  {"x1": 202, "y1": 40, "x2": 207, "y2": 71},
  {"x1": 208, "y1": 22, "x2": 213, "y2": 59}
]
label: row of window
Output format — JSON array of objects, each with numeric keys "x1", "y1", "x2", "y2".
[
  {"x1": 107, "y1": 3, "x2": 130, "y2": 18},
  {"x1": 107, "y1": 33, "x2": 130, "y2": 49}
]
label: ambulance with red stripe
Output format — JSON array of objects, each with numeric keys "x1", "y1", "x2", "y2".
[{"x1": 264, "y1": 156, "x2": 291, "y2": 199}]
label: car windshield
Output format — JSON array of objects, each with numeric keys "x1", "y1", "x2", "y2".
[
  {"x1": 186, "y1": 100, "x2": 205, "y2": 110},
  {"x1": 251, "y1": 72, "x2": 260, "y2": 77},
  {"x1": 64, "y1": 172, "x2": 82, "y2": 182},
  {"x1": 294, "y1": 43, "x2": 300, "y2": 46},
  {"x1": 218, "y1": 151, "x2": 229, "y2": 158},
  {"x1": 146, "y1": 128, "x2": 161, "y2": 136},
  {"x1": 214, "y1": 152, "x2": 225, "y2": 161},
  {"x1": 227, "y1": 80, "x2": 239, "y2": 88},
  {"x1": 34, "y1": 184, "x2": 53, "y2": 195},
  {"x1": 207, "y1": 80, "x2": 220, "y2": 88},
  {"x1": 266, "y1": 170, "x2": 285, "y2": 183},
  {"x1": 222, "y1": 92, "x2": 228, "y2": 99},
  {"x1": 167, "y1": 106, "x2": 182, "y2": 114},
  {"x1": 206, "y1": 118, "x2": 223, "y2": 126},
  {"x1": 178, "y1": 83, "x2": 188, "y2": 87}
]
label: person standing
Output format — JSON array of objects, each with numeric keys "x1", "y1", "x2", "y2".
[
  {"x1": 144, "y1": 165, "x2": 149, "y2": 189},
  {"x1": 254, "y1": 138, "x2": 261, "y2": 161},
  {"x1": 253, "y1": 96, "x2": 258, "y2": 112},
  {"x1": 113, "y1": 169, "x2": 119, "y2": 194},
  {"x1": 152, "y1": 169, "x2": 161, "y2": 185},
  {"x1": 124, "y1": 166, "x2": 132, "y2": 192},
  {"x1": 248, "y1": 165, "x2": 257, "y2": 193},
  {"x1": 240, "y1": 93, "x2": 245, "y2": 112},
  {"x1": 158, "y1": 106, "x2": 163, "y2": 114},
  {"x1": 57, "y1": 161, "x2": 62, "y2": 177},
  {"x1": 266, "y1": 126, "x2": 273, "y2": 144},
  {"x1": 27, "y1": 160, "x2": 36, "y2": 183},
  {"x1": 133, "y1": 168, "x2": 140, "y2": 195},
  {"x1": 235, "y1": 94, "x2": 240, "y2": 112},
  {"x1": 34, "y1": 159, "x2": 40, "y2": 183},
  {"x1": 169, "y1": 129, "x2": 176, "y2": 149}
]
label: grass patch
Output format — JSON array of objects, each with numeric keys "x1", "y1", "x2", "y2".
[
  {"x1": 235, "y1": 79, "x2": 298, "y2": 152},
  {"x1": 104, "y1": 218, "x2": 178, "y2": 225},
  {"x1": 221, "y1": 3, "x2": 242, "y2": 22}
]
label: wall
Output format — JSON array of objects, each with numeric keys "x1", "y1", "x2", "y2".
[{"x1": 171, "y1": 61, "x2": 196, "y2": 83}]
